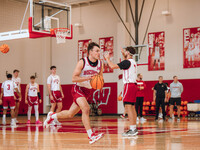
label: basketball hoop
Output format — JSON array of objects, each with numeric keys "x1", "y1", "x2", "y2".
[{"x1": 51, "y1": 28, "x2": 70, "y2": 44}]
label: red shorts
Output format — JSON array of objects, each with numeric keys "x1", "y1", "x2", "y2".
[
  {"x1": 14, "y1": 92, "x2": 20, "y2": 102},
  {"x1": 28, "y1": 96, "x2": 39, "y2": 106},
  {"x1": 51, "y1": 91, "x2": 62, "y2": 103},
  {"x1": 3, "y1": 96, "x2": 15, "y2": 109},
  {"x1": 123, "y1": 83, "x2": 137, "y2": 103},
  {"x1": 71, "y1": 85, "x2": 92, "y2": 106}
]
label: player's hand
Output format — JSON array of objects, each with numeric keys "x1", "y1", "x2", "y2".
[
  {"x1": 14, "y1": 96, "x2": 16, "y2": 100},
  {"x1": 39, "y1": 99, "x2": 42, "y2": 103},
  {"x1": 50, "y1": 95, "x2": 54, "y2": 101},
  {"x1": 140, "y1": 86, "x2": 144, "y2": 90},
  {"x1": 61, "y1": 93, "x2": 64, "y2": 99},
  {"x1": 164, "y1": 98, "x2": 168, "y2": 102},
  {"x1": 25, "y1": 100, "x2": 28, "y2": 104},
  {"x1": 0, "y1": 100, "x2": 2, "y2": 105},
  {"x1": 121, "y1": 48, "x2": 126, "y2": 56},
  {"x1": 86, "y1": 76, "x2": 93, "y2": 81}
]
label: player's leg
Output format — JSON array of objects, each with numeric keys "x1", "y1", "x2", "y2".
[
  {"x1": 10, "y1": 107, "x2": 16, "y2": 126},
  {"x1": 2, "y1": 109, "x2": 7, "y2": 125},
  {"x1": 169, "y1": 98, "x2": 175, "y2": 120},
  {"x1": 161, "y1": 98, "x2": 166, "y2": 120},
  {"x1": 27, "y1": 106, "x2": 32, "y2": 124},
  {"x1": 122, "y1": 103, "x2": 138, "y2": 136},
  {"x1": 155, "y1": 98, "x2": 161, "y2": 120},
  {"x1": 50, "y1": 103, "x2": 56, "y2": 113},
  {"x1": 34, "y1": 105, "x2": 42, "y2": 124},
  {"x1": 158, "y1": 59, "x2": 160, "y2": 69},
  {"x1": 176, "y1": 98, "x2": 181, "y2": 121},
  {"x1": 135, "y1": 97, "x2": 139, "y2": 120},
  {"x1": 56, "y1": 102, "x2": 62, "y2": 113},
  {"x1": 14, "y1": 101, "x2": 20, "y2": 122},
  {"x1": 140, "y1": 97, "x2": 146, "y2": 121}
]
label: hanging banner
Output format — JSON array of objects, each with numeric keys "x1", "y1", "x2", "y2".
[
  {"x1": 99, "y1": 37, "x2": 114, "y2": 73},
  {"x1": 183, "y1": 27, "x2": 200, "y2": 68},
  {"x1": 78, "y1": 39, "x2": 92, "y2": 60},
  {"x1": 148, "y1": 31, "x2": 165, "y2": 71}
]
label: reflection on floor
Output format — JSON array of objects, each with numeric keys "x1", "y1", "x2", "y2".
[{"x1": 0, "y1": 116, "x2": 200, "y2": 150}]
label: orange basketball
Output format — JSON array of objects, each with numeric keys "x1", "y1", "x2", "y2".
[
  {"x1": 146, "y1": 106, "x2": 149, "y2": 111},
  {"x1": 146, "y1": 101, "x2": 150, "y2": 106},
  {"x1": 143, "y1": 102, "x2": 146, "y2": 105},
  {"x1": 151, "y1": 106, "x2": 155, "y2": 111},
  {"x1": 184, "y1": 101, "x2": 188, "y2": 105},
  {"x1": 142, "y1": 111, "x2": 146, "y2": 115},
  {"x1": 180, "y1": 106, "x2": 183, "y2": 110},
  {"x1": 90, "y1": 75, "x2": 104, "y2": 90},
  {"x1": 151, "y1": 101, "x2": 155, "y2": 106},
  {"x1": 181, "y1": 111, "x2": 184, "y2": 115},
  {"x1": 181, "y1": 101, "x2": 184, "y2": 105},
  {"x1": 184, "y1": 106, "x2": 187, "y2": 110},
  {"x1": 118, "y1": 96, "x2": 122, "y2": 101},
  {"x1": 0, "y1": 44, "x2": 10, "y2": 53}
]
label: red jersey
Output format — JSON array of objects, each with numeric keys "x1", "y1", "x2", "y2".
[{"x1": 136, "y1": 80, "x2": 146, "y2": 97}]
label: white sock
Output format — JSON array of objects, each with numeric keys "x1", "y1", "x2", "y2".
[
  {"x1": 130, "y1": 125, "x2": 136, "y2": 131},
  {"x1": 87, "y1": 129, "x2": 93, "y2": 138},
  {"x1": 28, "y1": 106, "x2": 32, "y2": 120},
  {"x1": 158, "y1": 62, "x2": 160, "y2": 68},
  {"x1": 3, "y1": 115, "x2": 6, "y2": 122},
  {"x1": 34, "y1": 105, "x2": 39, "y2": 121},
  {"x1": 11, "y1": 118, "x2": 15, "y2": 123},
  {"x1": 52, "y1": 114, "x2": 57, "y2": 120}
]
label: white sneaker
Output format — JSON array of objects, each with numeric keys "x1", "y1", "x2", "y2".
[
  {"x1": 89, "y1": 133, "x2": 104, "y2": 144},
  {"x1": 43, "y1": 112, "x2": 55, "y2": 128},
  {"x1": 54, "y1": 120, "x2": 62, "y2": 126},
  {"x1": 11, "y1": 120, "x2": 16, "y2": 127},
  {"x1": 172, "y1": 114, "x2": 175, "y2": 119},
  {"x1": 140, "y1": 117, "x2": 147, "y2": 122},
  {"x1": 158, "y1": 113, "x2": 163, "y2": 119},
  {"x1": 137, "y1": 117, "x2": 139, "y2": 122},
  {"x1": 2, "y1": 119, "x2": 6, "y2": 125}
]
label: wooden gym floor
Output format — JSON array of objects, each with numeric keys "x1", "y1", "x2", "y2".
[{"x1": 0, "y1": 115, "x2": 199, "y2": 150}]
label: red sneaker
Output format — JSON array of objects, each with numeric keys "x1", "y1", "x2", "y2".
[
  {"x1": 27, "y1": 120, "x2": 31, "y2": 124},
  {"x1": 88, "y1": 133, "x2": 104, "y2": 144},
  {"x1": 36, "y1": 120, "x2": 42, "y2": 124}
]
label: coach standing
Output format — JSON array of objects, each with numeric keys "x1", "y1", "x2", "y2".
[
  {"x1": 169, "y1": 76, "x2": 183, "y2": 122},
  {"x1": 153, "y1": 76, "x2": 167, "y2": 121}
]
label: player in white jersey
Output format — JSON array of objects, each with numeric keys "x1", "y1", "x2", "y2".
[
  {"x1": 47, "y1": 66, "x2": 64, "y2": 125},
  {"x1": 153, "y1": 42, "x2": 161, "y2": 70},
  {"x1": 25, "y1": 76, "x2": 42, "y2": 124},
  {"x1": 0, "y1": 74, "x2": 20, "y2": 126},
  {"x1": 12, "y1": 69, "x2": 22, "y2": 123},
  {"x1": 104, "y1": 46, "x2": 138, "y2": 137},
  {"x1": 44, "y1": 42, "x2": 104, "y2": 144}
]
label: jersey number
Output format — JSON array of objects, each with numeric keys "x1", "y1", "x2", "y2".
[{"x1": 7, "y1": 84, "x2": 10, "y2": 90}]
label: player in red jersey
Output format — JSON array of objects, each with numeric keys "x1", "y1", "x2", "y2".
[
  {"x1": 25, "y1": 76, "x2": 42, "y2": 124},
  {"x1": 44, "y1": 42, "x2": 104, "y2": 144},
  {"x1": 0, "y1": 74, "x2": 21, "y2": 126},
  {"x1": 105, "y1": 47, "x2": 138, "y2": 137}
]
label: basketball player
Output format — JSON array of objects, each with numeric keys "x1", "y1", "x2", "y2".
[
  {"x1": 25, "y1": 76, "x2": 42, "y2": 124},
  {"x1": 153, "y1": 42, "x2": 161, "y2": 70},
  {"x1": 104, "y1": 47, "x2": 138, "y2": 137},
  {"x1": 136, "y1": 73, "x2": 146, "y2": 122},
  {"x1": 44, "y1": 42, "x2": 104, "y2": 144},
  {"x1": 47, "y1": 66, "x2": 64, "y2": 125},
  {"x1": 12, "y1": 69, "x2": 22, "y2": 123},
  {"x1": 0, "y1": 74, "x2": 21, "y2": 126}
]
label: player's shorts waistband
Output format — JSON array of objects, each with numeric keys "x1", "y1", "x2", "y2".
[{"x1": 3, "y1": 96, "x2": 14, "y2": 98}]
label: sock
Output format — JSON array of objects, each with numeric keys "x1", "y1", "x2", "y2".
[
  {"x1": 11, "y1": 118, "x2": 15, "y2": 123},
  {"x1": 34, "y1": 105, "x2": 39, "y2": 121},
  {"x1": 28, "y1": 106, "x2": 32, "y2": 120},
  {"x1": 130, "y1": 125, "x2": 136, "y2": 131},
  {"x1": 87, "y1": 129, "x2": 93, "y2": 138},
  {"x1": 3, "y1": 115, "x2": 6, "y2": 122},
  {"x1": 158, "y1": 62, "x2": 160, "y2": 68}
]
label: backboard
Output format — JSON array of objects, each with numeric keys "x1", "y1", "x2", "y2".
[
  {"x1": 123, "y1": 44, "x2": 149, "y2": 66},
  {"x1": 29, "y1": 0, "x2": 72, "y2": 39}
]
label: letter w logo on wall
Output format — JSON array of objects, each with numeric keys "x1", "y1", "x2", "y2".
[{"x1": 92, "y1": 87, "x2": 111, "y2": 107}]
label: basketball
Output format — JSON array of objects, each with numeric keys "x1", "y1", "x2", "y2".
[
  {"x1": 118, "y1": 96, "x2": 122, "y2": 101},
  {"x1": 0, "y1": 44, "x2": 10, "y2": 53},
  {"x1": 146, "y1": 101, "x2": 150, "y2": 106},
  {"x1": 90, "y1": 75, "x2": 104, "y2": 90}
]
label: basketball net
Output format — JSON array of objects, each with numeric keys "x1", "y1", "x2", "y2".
[{"x1": 53, "y1": 28, "x2": 69, "y2": 44}]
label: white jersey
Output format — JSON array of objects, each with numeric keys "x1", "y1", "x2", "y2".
[
  {"x1": 1, "y1": 80, "x2": 17, "y2": 97},
  {"x1": 12, "y1": 77, "x2": 21, "y2": 92},
  {"x1": 28, "y1": 83, "x2": 38, "y2": 97},
  {"x1": 123, "y1": 59, "x2": 137, "y2": 84},
  {"x1": 76, "y1": 57, "x2": 102, "y2": 89},
  {"x1": 47, "y1": 75, "x2": 60, "y2": 91}
]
